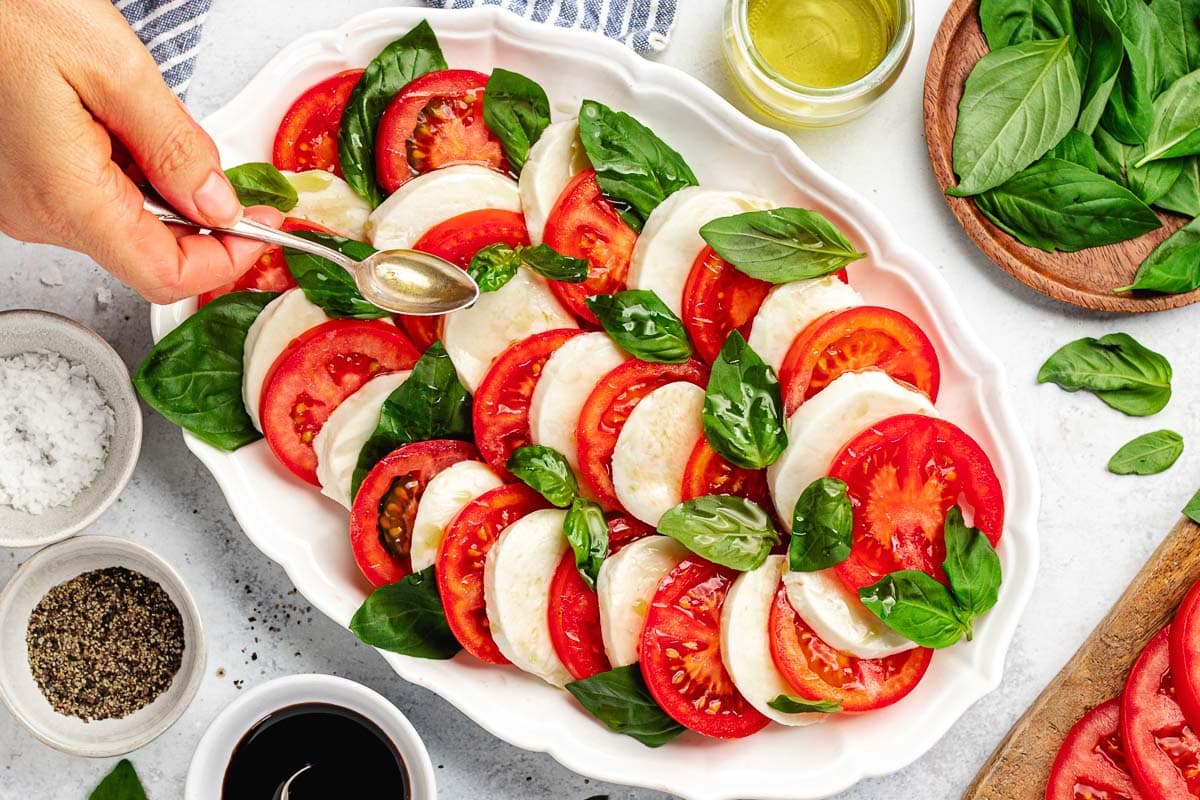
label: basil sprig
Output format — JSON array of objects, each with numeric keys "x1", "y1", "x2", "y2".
[
  {"x1": 657, "y1": 495, "x2": 779, "y2": 572},
  {"x1": 788, "y1": 477, "x2": 853, "y2": 572},
  {"x1": 1119, "y1": 217, "x2": 1200, "y2": 295},
  {"x1": 468, "y1": 242, "x2": 588, "y2": 292},
  {"x1": 482, "y1": 68, "x2": 551, "y2": 173},
  {"x1": 507, "y1": 445, "x2": 578, "y2": 508},
  {"x1": 565, "y1": 665, "x2": 684, "y2": 747},
  {"x1": 135, "y1": 291, "x2": 277, "y2": 451},
  {"x1": 767, "y1": 695, "x2": 842, "y2": 714},
  {"x1": 350, "y1": 566, "x2": 461, "y2": 659},
  {"x1": 587, "y1": 290, "x2": 692, "y2": 363},
  {"x1": 699, "y1": 208, "x2": 865, "y2": 284},
  {"x1": 1037, "y1": 332, "x2": 1172, "y2": 416},
  {"x1": 1108, "y1": 430, "x2": 1185, "y2": 475},
  {"x1": 563, "y1": 498, "x2": 609, "y2": 590},
  {"x1": 90, "y1": 759, "x2": 147, "y2": 800},
  {"x1": 702, "y1": 332, "x2": 786, "y2": 470},
  {"x1": 284, "y1": 232, "x2": 389, "y2": 319},
  {"x1": 225, "y1": 162, "x2": 298, "y2": 211}
]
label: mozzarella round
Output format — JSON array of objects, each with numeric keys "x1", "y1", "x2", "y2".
[
  {"x1": 443, "y1": 268, "x2": 578, "y2": 393},
  {"x1": 611, "y1": 381, "x2": 706, "y2": 526},
  {"x1": 627, "y1": 187, "x2": 774, "y2": 316},
  {"x1": 283, "y1": 169, "x2": 372, "y2": 239},
  {"x1": 767, "y1": 371, "x2": 936, "y2": 523},
  {"x1": 311, "y1": 370, "x2": 411, "y2": 509},
  {"x1": 721, "y1": 556, "x2": 830, "y2": 727},
  {"x1": 242, "y1": 288, "x2": 330, "y2": 431},
  {"x1": 529, "y1": 333, "x2": 627, "y2": 472},
  {"x1": 748, "y1": 276, "x2": 863, "y2": 372},
  {"x1": 410, "y1": 461, "x2": 503, "y2": 573},
  {"x1": 596, "y1": 535, "x2": 689, "y2": 667},
  {"x1": 483, "y1": 508, "x2": 573, "y2": 687},
  {"x1": 365, "y1": 164, "x2": 521, "y2": 249},
  {"x1": 782, "y1": 568, "x2": 916, "y2": 660},
  {"x1": 519, "y1": 119, "x2": 590, "y2": 245}
]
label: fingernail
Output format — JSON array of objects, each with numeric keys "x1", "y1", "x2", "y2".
[{"x1": 194, "y1": 171, "x2": 242, "y2": 225}]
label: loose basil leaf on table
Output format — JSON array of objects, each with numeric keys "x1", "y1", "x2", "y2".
[
  {"x1": 1184, "y1": 487, "x2": 1200, "y2": 524},
  {"x1": 1071, "y1": 0, "x2": 1124, "y2": 134},
  {"x1": 858, "y1": 571, "x2": 969, "y2": 649},
  {"x1": 766, "y1": 695, "x2": 843, "y2": 714},
  {"x1": 507, "y1": 445, "x2": 578, "y2": 508},
  {"x1": 1047, "y1": 129, "x2": 1098, "y2": 172},
  {"x1": 788, "y1": 477, "x2": 853, "y2": 573},
  {"x1": 1152, "y1": 0, "x2": 1200, "y2": 88},
  {"x1": 1157, "y1": 157, "x2": 1200, "y2": 217},
  {"x1": 134, "y1": 291, "x2": 277, "y2": 451},
  {"x1": 587, "y1": 290, "x2": 692, "y2": 363},
  {"x1": 657, "y1": 495, "x2": 780, "y2": 572},
  {"x1": 564, "y1": 664, "x2": 684, "y2": 747},
  {"x1": 468, "y1": 243, "x2": 588, "y2": 293},
  {"x1": 350, "y1": 566, "x2": 462, "y2": 659},
  {"x1": 1137, "y1": 70, "x2": 1200, "y2": 166},
  {"x1": 284, "y1": 232, "x2": 390, "y2": 319},
  {"x1": 1108, "y1": 429, "x2": 1185, "y2": 475},
  {"x1": 1100, "y1": 0, "x2": 1159, "y2": 145},
  {"x1": 1119, "y1": 217, "x2": 1200, "y2": 295},
  {"x1": 577, "y1": 99, "x2": 698, "y2": 232},
  {"x1": 482, "y1": 68, "x2": 551, "y2": 173},
  {"x1": 1037, "y1": 332, "x2": 1172, "y2": 416},
  {"x1": 942, "y1": 507, "x2": 1001, "y2": 620},
  {"x1": 701, "y1": 331, "x2": 785, "y2": 470},
  {"x1": 699, "y1": 208, "x2": 865, "y2": 283},
  {"x1": 339, "y1": 20, "x2": 447, "y2": 206},
  {"x1": 563, "y1": 497, "x2": 609, "y2": 590},
  {"x1": 1094, "y1": 127, "x2": 1184, "y2": 206},
  {"x1": 225, "y1": 162, "x2": 298, "y2": 211},
  {"x1": 89, "y1": 759, "x2": 147, "y2": 800}
]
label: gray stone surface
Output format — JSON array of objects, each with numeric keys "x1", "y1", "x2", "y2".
[{"x1": 3, "y1": 1, "x2": 1200, "y2": 798}]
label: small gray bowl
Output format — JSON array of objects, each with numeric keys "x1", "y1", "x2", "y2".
[{"x1": 0, "y1": 310, "x2": 142, "y2": 548}]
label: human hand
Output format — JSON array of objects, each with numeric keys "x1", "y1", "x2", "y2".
[{"x1": 0, "y1": 0, "x2": 282, "y2": 303}]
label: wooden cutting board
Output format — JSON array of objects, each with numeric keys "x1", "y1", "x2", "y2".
[{"x1": 963, "y1": 516, "x2": 1200, "y2": 799}]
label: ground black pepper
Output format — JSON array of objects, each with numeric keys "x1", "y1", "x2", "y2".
[{"x1": 25, "y1": 566, "x2": 185, "y2": 721}]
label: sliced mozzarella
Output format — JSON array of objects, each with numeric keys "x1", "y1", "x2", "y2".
[
  {"x1": 627, "y1": 187, "x2": 774, "y2": 316},
  {"x1": 748, "y1": 277, "x2": 863, "y2": 372},
  {"x1": 483, "y1": 508, "x2": 573, "y2": 687},
  {"x1": 242, "y1": 288, "x2": 331, "y2": 431},
  {"x1": 410, "y1": 461, "x2": 503, "y2": 573},
  {"x1": 611, "y1": 381, "x2": 705, "y2": 526},
  {"x1": 767, "y1": 371, "x2": 936, "y2": 523},
  {"x1": 529, "y1": 333, "x2": 627, "y2": 471},
  {"x1": 596, "y1": 535, "x2": 689, "y2": 667},
  {"x1": 721, "y1": 555, "x2": 830, "y2": 727},
  {"x1": 311, "y1": 371, "x2": 411, "y2": 509},
  {"x1": 782, "y1": 568, "x2": 916, "y2": 660},
  {"x1": 443, "y1": 268, "x2": 578, "y2": 393},
  {"x1": 283, "y1": 170, "x2": 372, "y2": 239},
  {"x1": 365, "y1": 164, "x2": 521, "y2": 249},
  {"x1": 519, "y1": 119, "x2": 590, "y2": 245}
]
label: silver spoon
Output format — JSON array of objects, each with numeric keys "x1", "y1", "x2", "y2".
[
  {"x1": 273, "y1": 763, "x2": 312, "y2": 800},
  {"x1": 143, "y1": 192, "x2": 478, "y2": 315}
]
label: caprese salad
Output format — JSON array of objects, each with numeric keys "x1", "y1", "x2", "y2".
[{"x1": 136, "y1": 20, "x2": 1007, "y2": 745}]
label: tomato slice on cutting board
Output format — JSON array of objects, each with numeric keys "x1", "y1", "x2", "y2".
[
  {"x1": 1047, "y1": 698, "x2": 1145, "y2": 800},
  {"x1": 681, "y1": 246, "x2": 773, "y2": 364},
  {"x1": 198, "y1": 218, "x2": 334, "y2": 306},
  {"x1": 349, "y1": 440, "x2": 479, "y2": 587},
  {"x1": 830, "y1": 414, "x2": 1004, "y2": 592},
  {"x1": 437, "y1": 484, "x2": 549, "y2": 664},
  {"x1": 273, "y1": 69, "x2": 363, "y2": 176},
  {"x1": 1171, "y1": 580, "x2": 1200, "y2": 732},
  {"x1": 259, "y1": 319, "x2": 419, "y2": 485}
]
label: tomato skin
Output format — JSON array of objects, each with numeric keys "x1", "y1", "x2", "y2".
[
  {"x1": 272, "y1": 69, "x2": 363, "y2": 176},
  {"x1": 349, "y1": 440, "x2": 478, "y2": 587},
  {"x1": 576, "y1": 359, "x2": 709, "y2": 510},
  {"x1": 259, "y1": 319, "x2": 420, "y2": 485},
  {"x1": 542, "y1": 169, "x2": 638, "y2": 323},
  {"x1": 437, "y1": 484, "x2": 549, "y2": 664},
  {"x1": 681, "y1": 247, "x2": 773, "y2": 364},
  {"x1": 1171, "y1": 581, "x2": 1200, "y2": 733},
  {"x1": 197, "y1": 218, "x2": 334, "y2": 306},
  {"x1": 1047, "y1": 699, "x2": 1144, "y2": 800},
  {"x1": 680, "y1": 437, "x2": 772, "y2": 512}
]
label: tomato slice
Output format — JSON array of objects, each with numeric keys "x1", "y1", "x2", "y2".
[
  {"x1": 1122, "y1": 626, "x2": 1200, "y2": 798},
  {"x1": 349, "y1": 440, "x2": 478, "y2": 587},
  {"x1": 197, "y1": 218, "x2": 334, "y2": 306},
  {"x1": 1047, "y1": 698, "x2": 1145, "y2": 800},
  {"x1": 272, "y1": 69, "x2": 362, "y2": 176},
  {"x1": 681, "y1": 247, "x2": 773, "y2": 364},
  {"x1": 639, "y1": 559, "x2": 769, "y2": 739},
  {"x1": 680, "y1": 437, "x2": 772, "y2": 511},
  {"x1": 259, "y1": 319, "x2": 419, "y2": 485},
  {"x1": 1172, "y1": 581, "x2": 1200, "y2": 733},
  {"x1": 542, "y1": 169, "x2": 638, "y2": 323},
  {"x1": 437, "y1": 484, "x2": 549, "y2": 664},
  {"x1": 576, "y1": 359, "x2": 709, "y2": 510},
  {"x1": 829, "y1": 414, "x2": 1004, "y2": 592},
  {"x1": 778, "y1": 306, "x2": 941, "y2": 415}
]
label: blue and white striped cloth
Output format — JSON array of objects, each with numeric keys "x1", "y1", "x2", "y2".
[{"x1": 115, "y1": 0, "x2": 213, "y2": 99}]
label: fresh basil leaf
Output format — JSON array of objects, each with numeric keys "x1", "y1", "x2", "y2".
[
  {"x1": 482, "y1": 68, "x2": 551, "y2": 173},
  {"x1": 974, "y1": 158, "x2": 1161, "y2": 251},
  {"x1": 566, "y1": 664, "x2": 684, "y2": 747},
  {"x1": 1072, "y1": 0, "x2": 1124, "y2": 134},
  {"x1": 563, "y1": 497, "x2": 609, "y2": 590},
  {"x1": 1048, "y1": 129, "x2": 1099, "y2": 171},
  {"x1": 89, "y1": 759, "x2": 147, "y2": 800},
  {"x1": 350, "y1": 566, "x2": 461, "y2": 659},
  {"x1": 1138, "y1": 70, "x2": 1200, "y2": 166},
  {"x1": 587, "y1": 290, "x2": 692, "y2": 363},
  {"x1": 134, "y1": 291, "x2": 276, "y2": 451},
  {"x1": 1108, "y1": 429, "x2": 1185, "y2": 475},
  {"x1": 519, "y1": 243, "x2": 589, "y2": 282},
  {"x1": 468, "y1": 243, "x2": 588, "y2": 293},
  {"x1": 224, "y1": 162, "x2": 298, "y2": 211},
  {"x1": 1153, "y1": 0, "x2": 1200, "y2": 88},
  {"x1": 577, "y1": 99, "x2": 698, "y2": 231},
  {"x1": 1094, "y1": 126, "x2": 1185, "y2": 205},
  {"x1": 468, "y1": 243, "x2": 521, "y2": 292},
  {"x1": 979, "y1": 0, "x2": 1072, "y2": 50},
  {"x1": 339, "y1": 21, "x2": 447, "y2": 206},
  {"x1": 858, "y1": 571, "x2": 970, "y2": 649},
  {"x1": 507, "y1": 445, "x2": 579, "y2": 507},
  {"x1": 788, "y1": 477, "x2": 853, "y2": 572},
  {"x1": 766, "y1": 695, "x2": 843, "y2": 714},
  {"x1": 1099, "y1": 0, "x2": 1159, "y2": 145},
  {"x1": 1120, "y1": 217, "x2": 1200, "y2": 294},
  {"x1": 1157, "y1": 157, "x2": 1200, "y2": 216},
  {"x1": 1037, "y1": 332, "x2": 1172, "y2": 416},
  {"x1": 701, "y1": 332, "x2": 786, "y2": 470},
  {"x1": 942, "y1": 507, "x2": 1002, "y2": 620},
  {"x1": 1184, "y1": 487, "x2": 1200, "y2": 524},
  {"x1": 947, "y1": 38, "x2": 1081, "y2": 196},
  {"x1": 657, "y1": 495, "x2": 779, "y2": 572},
  {"x1": 284, "y1": 231, "x2": 389, "y2": 319},
  {"x1": 699, "y1": 208, "x2": 865, "y2": 283}
]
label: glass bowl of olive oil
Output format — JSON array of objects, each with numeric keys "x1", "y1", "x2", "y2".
[{"x1": 723, "y1": 0, "x2": 914, "y2": 128}]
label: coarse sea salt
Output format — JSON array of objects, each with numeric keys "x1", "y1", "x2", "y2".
[{"x1": 0, "y1": 351, "x2": 115, "y2": 514}]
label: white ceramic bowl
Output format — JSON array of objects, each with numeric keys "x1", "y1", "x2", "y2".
[
  {"x1": 150, "y1": 8, "x2": 1041, "y2": 799},
  {"x1": 0, "y1": 535, "x2": 205, "y2": 756},
  {"x1": 185, "y1": 674, "x2": 435, "y2": 800}
]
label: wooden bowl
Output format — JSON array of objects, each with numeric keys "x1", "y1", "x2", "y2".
[{"x1": 924, "y1": 0, "x2": 1198, "y2": 314}]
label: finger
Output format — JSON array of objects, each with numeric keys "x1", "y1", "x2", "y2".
[{"x1": 152, "y1": 205, "x2": 284, "y2": 301}]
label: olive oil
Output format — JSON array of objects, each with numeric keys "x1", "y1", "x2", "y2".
[{"x1": 746, "y1": 0, "x2": 897, "y2": 89}]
